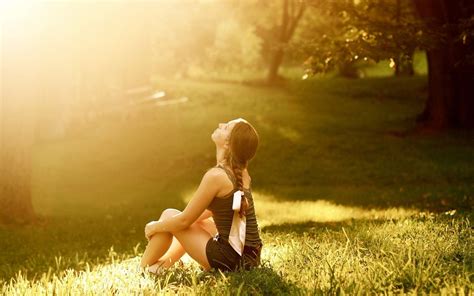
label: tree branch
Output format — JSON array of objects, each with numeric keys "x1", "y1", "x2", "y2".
[
  {"x1": 280, "y1": 0, "x2": 290, "y2": 42},
  {"x1": 285, "y1": 1, "x2": 306, "y2": 42}
]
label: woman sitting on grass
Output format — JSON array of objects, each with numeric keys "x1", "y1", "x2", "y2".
[{"x1": 141, "y1": 118, "x2": 263, "y2": 273}]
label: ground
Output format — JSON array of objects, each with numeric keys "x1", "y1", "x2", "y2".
[{"x1": 1, "y1": 72, "x2": 473, "y2": 294}]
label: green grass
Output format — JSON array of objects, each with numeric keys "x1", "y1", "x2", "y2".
[
  {"x1": 1, "y1": 213, "x2": 472, "y2": 295},
  {"x1": 1, "y1": 73, "x2": 473, "y2": 294},
  {"x1": 360, "y1": 50, "x2": 428, "y2": 78}
]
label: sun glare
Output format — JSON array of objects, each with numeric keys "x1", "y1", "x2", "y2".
[
  {"x1": 0, "y1": 0, "x2": 37, "y2": 19},
  {"x1": 253, "y1": 192, "x2": 416, "y2": 227},
  {"x1": 181, "y1": 190, "x2": 416, "y2": 227}
]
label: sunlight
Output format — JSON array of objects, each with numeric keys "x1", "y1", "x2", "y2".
[
  {"x1": 1, "y1": 0, "x2": 471, "y2": 294},
  {"x1": 3, "y1": 214, "x2": 470, "y2": 295},
  {"x1": 389, "y1": 58, "x2": 396, "y2": 68},
  {"x1": 253, "y1": 192, "x2": 417, "y2": 227},
  {"x1": 181, "y1": 190, "x2": 417, "y2": 228},
  {"x1": 277, "y1": 126, "x2": 301, "y2": 142},
  {"x1": 1, "y1": 0, "x2": 229, "y2": 141},
  {"x1": 181, "y1": 189, "x2": 196, "y2": 204},
  {"x1": 3, "y1": 257, "x2": 156, "y2": 295},
  {"x1": 0, "y1": 0, "x2": 33, "y2": 18}
]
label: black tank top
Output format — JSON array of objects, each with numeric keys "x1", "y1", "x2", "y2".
[{"x1": 207, "y1": 165, "x2": 262, "y2": 248}]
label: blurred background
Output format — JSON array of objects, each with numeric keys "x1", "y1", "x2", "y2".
[
  {"x1": 2, "y1": 0, "x2": 433, "y2": 145},
  {"x1": 0, "y1": 0, "x2": 473, "y2": 287}
]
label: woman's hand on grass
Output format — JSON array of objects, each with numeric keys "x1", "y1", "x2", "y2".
[{"x1": 145, "y1": 221, "x2": 158, "y2": 240}]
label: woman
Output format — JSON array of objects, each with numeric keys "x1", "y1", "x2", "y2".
[{"x1": 141, "y1": 118, "x2": 263, "y2": 272}]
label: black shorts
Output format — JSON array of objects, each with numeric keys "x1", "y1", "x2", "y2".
[{"x1": 205, "y1": 234, "x2": 262, "y2": 271}]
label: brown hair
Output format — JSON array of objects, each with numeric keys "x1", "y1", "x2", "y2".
[{"x1": 225, "y1": 121, "x2": 259, "y2": 217}]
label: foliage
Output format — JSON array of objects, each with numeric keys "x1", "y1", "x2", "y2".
[
  {"x1": 205, "y1": 19, "x2": 263, "y2": 73},
  {"x1": 230, "y1": 0, "x2": 284, "y2": 64},
  {"x1": 453, "y1": 15, "x2": 474, "y2": 67},
  {"x1": 149, "y1": 2, "x2": 266, "y2": 78},
  {"x1": 299, "y1": 0, "x2": 439, "y2": 75},
  {"x1": 150, "y1": 3, "x2": 221, "y2": 77},
  {"x1": 214, "y1": 0, "x2": 307, "y2": 81}
]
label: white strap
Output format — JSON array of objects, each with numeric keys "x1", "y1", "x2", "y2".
[
  {"x1": 228, "y1": 190, "x2": 246, "y2": 256},
  {"x1": 232, "y1": 190, "x2": 243, "y2": 210}
]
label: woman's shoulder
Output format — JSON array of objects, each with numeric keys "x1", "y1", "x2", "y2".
[
  {"x1": 204, "y1": 167, "x2": 233, "y2": 186},
  {"x1": 205, "y1": 166, "x2": 235, "y2": 198},
  {"x1": 205, "y1": 166, "x2": 228, "y2": 178},
  {"x1": 209, "y1": 165, "x2": 252, "y2": 186}
]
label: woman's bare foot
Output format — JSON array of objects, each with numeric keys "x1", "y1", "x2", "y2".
[
  {"x1": 146, "y1": 257, "x2": 186, "y2": 274},
  {"x1": 146, "y1": 261, "x2": 165, "y2": 274}
]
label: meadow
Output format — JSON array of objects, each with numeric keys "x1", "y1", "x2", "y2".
[{"x1": 1, "y1": 72, "x2": 473, "y2": 294}]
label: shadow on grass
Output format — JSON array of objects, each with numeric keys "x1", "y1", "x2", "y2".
[
  {"x1": 256, "y1": 186, "x2": 474, "y2": 213},
  {"x1": 226, "y1": 265, "x2": 301, "y2": 295},
  {"x1": 156, "y1": 264, "x2": 302, "y2": 294},
  {"x1": 0, "y1": 212, "x2": 147, "y2": 281},
  {"x1": 245, "y1": 76, "x2": 473, "y2": 212},
  {"x1": 200, "y1": 265, "x2": 301, "y2": 295}
]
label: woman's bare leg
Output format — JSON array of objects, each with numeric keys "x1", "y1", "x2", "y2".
[
  {"x1": 140, "y1": 208, "x2": 219, "y2": 272},
  {"x1": 171, "y1": 223, "x2": 212, "y2": 270},
  {"x1": 150, "y1": 217, "x2": 218, "y2": 269},
  {"x1": 140, "y1": 231, "x2": 173, "y2": 268},
  {"x1": 149, "y1": 237, "x2": 185, "y2": 269},
  {"x1": 140, "y1": 209, "x2": 181, "y2": 268}
]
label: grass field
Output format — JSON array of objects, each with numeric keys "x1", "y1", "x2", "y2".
[{"x1": 1, "y1": 73, "x2": 473, "y2": 294}]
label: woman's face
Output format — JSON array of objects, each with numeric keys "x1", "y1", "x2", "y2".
[{"x1": 211, "y1": 118, "x2": 245, "y2": 148}]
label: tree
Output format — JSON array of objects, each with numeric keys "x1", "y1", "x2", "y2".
[
  {"x1": 1, "y1": 2, "x2": 157, "y2": 224},
  {"x1": 206, "y1": 18, "x2": 262, "y2": 74},
  {"x1": 267, "y1": 0, "x2": 307, "y2": 84},
  {"x1": 0, "y1": 7, "x2": 41, "y2": 223},
  {"x1": 413, "y1": 0, "x2": 474, "y2": 128},
  {"x1": 222, "y1": 0, "x2": 307, "y2": 83},
  {"x1": 0, "y1": 83, "x2": 37, "y2": 224},
  {"x1": 303, "y1": 0, "x2": 474, "y2": 129},
  {"x1": 394, "y1": 0, "x2": 416, "y2": 76},
  {"x1": 301, "y1": 0, "x2": 424, "y2": 74}
]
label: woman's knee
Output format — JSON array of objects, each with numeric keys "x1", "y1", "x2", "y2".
[{"x1": 160, "y1": 208, "x2": 181, "y2": 220}]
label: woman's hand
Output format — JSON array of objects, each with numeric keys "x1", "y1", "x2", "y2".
[{"x1": 145, "y1": 221, "x2": 158, "y2": 240}]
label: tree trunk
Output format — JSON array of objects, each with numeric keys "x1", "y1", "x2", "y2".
[
  {"x1": 0, "y1": 7, "x2": 41, "y2": 224},
  {"x1": 338, "y1": 61, "x2": 361, "y2": 78},
  {"x1": 267, "y1": 0, "x2": 306, "y2": 84},
  {"x1": 394, "y1": 51, "x2": 415, "y2": 76},
  {"x1": 420, "y1": 48, "x2": 474, "y2": 128},
  {"x1": 0, "y1": 90, "x2": 37, "y2": 224},
  {"x1": 267, "y1": 48, "x2": 286, "y2": 83},
  {"x1": 414, "y1": 0, "x2": 474, "y2": 128},
  {"x1": 0, "y1": 140, "x2": 36, "y2": 224}
]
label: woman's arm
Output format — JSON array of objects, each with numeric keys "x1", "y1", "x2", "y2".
[
  {"x1": 197, "y1": 209, "x2": 213, "y2": 221},
  {"x1": 145, "y1": 169, "x2": 223, "y2": 238}
]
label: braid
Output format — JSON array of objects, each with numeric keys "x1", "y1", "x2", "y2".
[
  {"x1": 225, "y1": 120, "x2": 259, "y2": 218},
  {"x1": 230, "y1": 156, "x2": 249, "y2": 218}
]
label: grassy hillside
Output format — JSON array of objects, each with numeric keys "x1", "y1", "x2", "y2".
[{"x1": 1, "y1": 74, "x2": 473, "y2": 294}]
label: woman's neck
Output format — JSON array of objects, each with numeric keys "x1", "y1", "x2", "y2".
[
  {"x1": 215, "y1": 146, "x2": 248, "y2": 172},
  {"x1": 216, "y1": 146, "x2": 226, "y2": 166}
]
